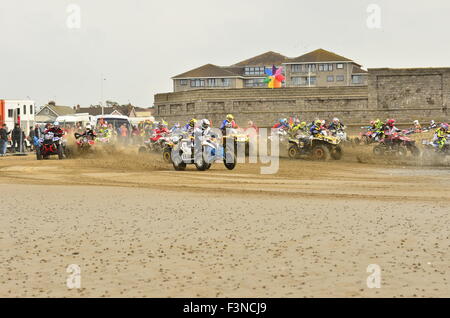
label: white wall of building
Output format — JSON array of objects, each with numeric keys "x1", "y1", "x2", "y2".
[{"x1": 2, "y1": 99, "x2": 36, "y2": 134}]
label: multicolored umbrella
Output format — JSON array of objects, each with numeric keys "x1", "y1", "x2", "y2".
[{"x1": 264, "y1": 65, "x2": 285, "y2": 88}]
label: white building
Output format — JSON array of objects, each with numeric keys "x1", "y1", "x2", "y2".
[{"x1": 0, "y1": 99, "x2": 36, "y2": 134}]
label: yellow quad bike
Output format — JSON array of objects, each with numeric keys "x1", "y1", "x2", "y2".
[
  {"x1": 288, "y1": 134, "x2": 343, "y2": 160},
  {"x1": 222, "y1": 130, "x2": 250, "y2": 156}
]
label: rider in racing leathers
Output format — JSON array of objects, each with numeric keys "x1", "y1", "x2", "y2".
[
  {"x1": 220, "y1": 114, "x2": 238, "y2": 136},
  {"x1": 76, "y1": 124, "x2": 96, "y2": 140},
  {"x1": 45, "y1": 121, "x2": 64, "y2": 137},
  {"x1": 310, "y1": 119, "x2": 325, "y2": 137},
  {"x1": 328, "y1": 117, "x2": 346, "y2": 132},
  {"x1": 183, "y1": 118, "x2": 197, "y2": 135},
  {"x1": 151, "y1": 122, "x2": 169, "y2": 142},
  {"x1": 433, "y1": 123, "x2": 449, "y2": 150}
]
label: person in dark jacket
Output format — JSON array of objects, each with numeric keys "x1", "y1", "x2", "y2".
[
  {"x1": 11, "y1": 124, "x2": 24, "y2": 152},
  {"x1": 0, "y1": 124, "x2": 9, "y2": 156}
]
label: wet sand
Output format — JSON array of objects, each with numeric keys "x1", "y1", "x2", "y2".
[{"x1": 0, "y1": 147, "x2": 449, "y2": 297}]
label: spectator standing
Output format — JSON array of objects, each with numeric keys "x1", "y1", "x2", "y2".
[
  {"x1": 0, "y1": 124, "x2": 9, "y2": 156},
  {"x1": 11, "y1": 124, "x2": 23, "y2": 152},
  {"x1": 120, "y1": 124, "x2": 129, "y2": 145}
]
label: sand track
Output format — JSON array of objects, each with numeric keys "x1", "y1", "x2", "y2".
[{"x1": 0, "y1": 147, "x2": 449, "y2": 297}]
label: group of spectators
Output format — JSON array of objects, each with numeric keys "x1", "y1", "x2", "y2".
[{"x1": 0, "y1": 123, "x2": 32, "y2": 156}]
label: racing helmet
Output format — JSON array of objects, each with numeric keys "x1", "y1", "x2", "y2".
[
  {"x1": 332, "y1": 117, "x2": 340, "y2": 124},
  {"x1": 440, "y1": 122, "x2": 449, "y2": 130},
  {"x1": 300, "y1": 122, "x2": 307, "y2": 128},
  {"x1": 53, "y1": 121, "x2": 60, "y2": 127},
  {"x1": 189, "y1": 118, "x2": 197, "y2": 127},
  {"x1": 387, "y1": 119, "x2": 396, "y2": 127},
  {"x1": 314, "y1": 119, "x2": 322, "y2": 126},
  {"x1": 413, "y1": 120, "x2": 419, "y2": 125},
  {"x1": 280, "y1": 118, "x2": 287, "y2": 124},
  {"x1": 201, "y1": 119, "x2": 210, "y2": 129},
  {"x1": 226, "y1": 114, "x2": 234, "y2": 121}
]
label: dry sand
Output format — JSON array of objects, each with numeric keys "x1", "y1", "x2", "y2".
[{"x1": 0, "y1": 145, "x2": 449, "y2": 297}]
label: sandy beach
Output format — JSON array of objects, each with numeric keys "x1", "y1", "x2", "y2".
[{"x1": 0, "y1": 149, "x2": 449, "y2": 297}]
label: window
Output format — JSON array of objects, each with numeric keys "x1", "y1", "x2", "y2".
[
  {"x1": 336, "y1": 75, "x2": 345, "y2": 82},
  {"x1": 245, "y1": 78, "x2": 266, "y2": 87},
  {"x1": 207, "y1": 79, "x2": 217, "y2": 87},
  {"x1": 327, "y1": 76, "x2": 334, "y2": 82},
  {"x1": 191, "y1": 79, "x2": 205, "y2": 87},
  {"x1": 318, "y1": 64, "x2": 324, "y2": 71},
  {"x1": 291, "y1": 77, "x2": 308, "y2": 86},
  {"x1": 328, "y1": 64, "x2": 333, "y2": 71},
  {"x1": 352, "y1": 75, "x2": 363, "y2": 84},
  {"x1": 244, "y1": 66, "x2": 265, "y2": 76},
  {"x1": 179, "y1": 80, "x2": 188, "y2": 86},
  {"x1": 292, "y1": 65, "x2": 302, "y2": 73},
  {"x1": 206, "y1": 78, "x2": 231, "y2": 87},
  {"x1": 8, "y1": 109, "x2": 13, "y2": 118},
  {"x1": 30, "y1": 105, "x2": 33, "y2": 114},
  {"x1": 337, "y1": 63, "x2": 344, "y2": 69},
  {"x1": 23, "y1": 105, "x2": 27, "y2": 115},
  {"x1": 292, "y1": 76, "x2": 316, "y2": 86}
]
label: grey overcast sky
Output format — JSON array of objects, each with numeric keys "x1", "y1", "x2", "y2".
[{"x1": 1, "y1": 0, "x2": 450, "y2": 107}]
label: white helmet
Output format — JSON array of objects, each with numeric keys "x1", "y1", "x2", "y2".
[
  {"x1": 85, "y1": 124, "x2": 92, "y2": 130},
  {"x1": 333, "y1": 117, "x2": 339, "y2": 123},
  {"x1": 53, "y1": 121, "x2": 60, "y2": 126},
  {"x1": 201, "y1": 119, "x2": 210, "y2": 129},
  {"x1": 413, "y1": 120, "x2": 419, "y2": 125}
]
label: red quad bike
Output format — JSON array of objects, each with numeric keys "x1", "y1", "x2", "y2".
[
  {"x1": 139, "y1": 132, "x2": 170, "y2": 154},
  {"x1": 354, "y1": 130, "x2": 376, "y2": 145},
  {"x1": 36, "y1": 131, "x2": 64, "y2": 160},
  {"x1": 373, "y1": 133, "x2": 420, "y2": 157},
  {"x1": 74, "y1": 133, "x2": 95, "y2": 154}
]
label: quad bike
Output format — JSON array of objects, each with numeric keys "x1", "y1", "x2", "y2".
[
  {"x1": 354, "y1": 130, "x2": 378, "y2": 145},
  {"x1": 329, "y1": 128, "x2": 352, "y2": 145},
  {"x1": 223, "y1": 128, "x2": 250, "y2": 157},
  {"x1": 373, "y1": 133, "x2": 420, "y2": 157},
  {"x1": 35, "y1": 132, "x2": 65, "y2": 160},
  {"x1": 139, "y1": 133, "x2": 170, "y2": 154},
  {"x1": 171, "y1": 134, "x2": 236, "y2": 171},
  {"x1": 161, "y1": 133, "x2": 186, "y2": 163},
  {"x1": 288, "y1": 134, "x2": 343, "y2": 160},
  {"x1": 402, "y1": 128, "x2": 422, "y2": 136},
  {"x1": 421, "y1": 139, "x2": 450, "y2": 161},
  {"x1": 74, "y1": 133, "x2": 95, "y2": 154}
]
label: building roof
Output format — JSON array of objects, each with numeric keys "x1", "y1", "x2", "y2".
[
  {"x1": 38, "y1": 105, "x2": 75, "y2": 116},
  {"x1": 232, "y1": 51, "x2": 289, "y2": 67},
  {"x1": 286, "y1": 48, "x2": 354, "y2": 64},
  {"x1": 352, "y1": 65, "x2": 368, "y2": 74},
  {"x1": 172, "y1": 64, "x2": 240, "y2": 79}
]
